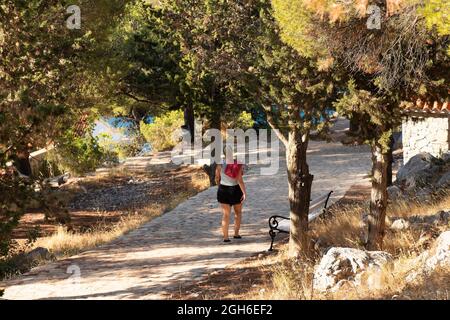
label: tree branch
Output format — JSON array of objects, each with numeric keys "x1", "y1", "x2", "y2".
[
  {"x1": 120, "y1": 89, "x2": 157, "y2": 105},
  {"x1": 262, "y1": 105, "x2": 288, "y2": 148}
]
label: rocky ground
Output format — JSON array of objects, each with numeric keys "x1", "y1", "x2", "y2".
[
  {"x1": 12, "y1": 165, "x2": 209, "y2": 238},
  {"x1": 389, "y1": 152, "x2": 450, "y2": 202}
]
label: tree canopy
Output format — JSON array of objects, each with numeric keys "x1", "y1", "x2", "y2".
[
  {"x1": 0, "y1": 0, "x2": 129, "y2": 256},
  {"x1": 271, "y1": 0, "x2": 449, "y2": 249}
]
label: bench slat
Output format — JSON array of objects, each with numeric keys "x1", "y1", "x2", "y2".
[
  {"x1": 309, "y1": 200, "x2": 325, "y2": 213},
  {"x1": 268, "y1": 191, "x2": 333, "y2": 251},
  {"x1": 309, "y1": 192, "x2": 329, "y2": 205},
  {"x1": 277, "y1": 220, "x2": 290, "y2": 232},
  {"x1": 270, "y1": 191, "x2": 333, "y2": 232}
]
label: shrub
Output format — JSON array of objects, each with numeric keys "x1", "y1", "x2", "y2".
[
  {"x1": 50, "y1": 130, "x2": 117, "y2": 176},
  {"x1": 97, "y1": 133, "x2": 130, "y2": 161},
  {"x1": 0, "y1": 172, "x2": 30, "y2": 258},
  {"x1": 140, "y1": 110, "x2": 184, "y2": 152},
  {"x1": 232, "y1": 111, "x2": 255, "y2": 130}
]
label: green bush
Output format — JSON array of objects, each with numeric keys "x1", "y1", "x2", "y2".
[
  {"x1": 50, "y1": 130, "x2": 117, "y2": 175},
  {"x1": 98, "y1": 133, "x2": 146, "y2": 161},
  {"x1": 140, "y1": 110, "x2": 184, "y2": 152},
  {"x1": 0, "y1": 175, "x2": 29, "y2": 258},
  {"x1": 34, "y1": 155, "x2": 64, "y2": 179},
  {"x1": 232, "y1": 111, "x2": 255, "y2": 130}
]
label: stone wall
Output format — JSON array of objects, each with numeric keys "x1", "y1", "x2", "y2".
[{"x1": 402, "y1": 115, "x2": 450, "y2": 163}]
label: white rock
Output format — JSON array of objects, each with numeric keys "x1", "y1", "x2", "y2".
[
  {"x1": 390, "y1": 218, "x2": 410, "y2": 231},
  {"x1": 396, "y1": 152, "x2": 439, "y2": 189},
  {"x1": 313, "y1": 247, "x2": 393, "y2": 292},
  {"x1": 406, "y1": 231, "x2": 450, "y2": 282},
  {"x1": 423, "y1": 231, "x2": 450, "y2": 273}
]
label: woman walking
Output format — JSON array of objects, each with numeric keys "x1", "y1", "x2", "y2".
[{"x1": 215, "y1": 146, "x2": 247, "y2": 242}]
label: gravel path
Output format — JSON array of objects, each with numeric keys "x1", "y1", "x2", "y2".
[{"x1": 1, "y1": 127, "x2": 371, "y2": 299}]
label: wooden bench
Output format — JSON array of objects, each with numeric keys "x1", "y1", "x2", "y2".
[{"x1": 268, "y1": 191, "x2": 333, "y2": 251}]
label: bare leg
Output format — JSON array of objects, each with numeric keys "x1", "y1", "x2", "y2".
[
  {"x1": 221, "y1": 204, "x2": 231, "y2": 240},
  {"x1": 233, "y1": 203, "x2": 243, "y2": 237}
]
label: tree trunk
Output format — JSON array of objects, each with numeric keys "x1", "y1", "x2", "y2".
[
  {"x1": 209, "y1": 110, "x2": 221, "y2": 131},
  {"x1": 366, "y1": 142, "x2": 389, "y2": 250},
  {"x1": 203, "y1": 110, "x2": 221, "y2": 186},
  {"x1": 184, "y1": 104, "x2": 195, "y2": 144},
  {"x1": 14, "y1": 150, "x2": 32, "y2": 176},
  {"x1": 387, "y1": 134, "x2": 394, "y2": 186},
  {"x1": 202, "y1": 163, "x2": 217, "y2": 186},
  {"x1": 349, "y1": 112, "x2": 360, "y2": 134},
  {"x1": 287, "y1": 126, "x2": 313, "y2": 257}
]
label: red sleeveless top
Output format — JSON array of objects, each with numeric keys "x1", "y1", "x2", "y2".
[{"x1": 224, "y1": 160, "x2": 243, "y2": 179}]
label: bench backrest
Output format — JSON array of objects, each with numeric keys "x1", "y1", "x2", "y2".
[{"x1": 308, "y1": 191, "x2": 333, "y2": 222}]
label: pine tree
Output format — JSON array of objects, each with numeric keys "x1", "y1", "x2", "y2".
[
  {"x1": 248, "y1": 4, "x2": 339, "y2": 256},
  {"x1": 272, "y1": 0, "x2": 449, "y2": 249}
]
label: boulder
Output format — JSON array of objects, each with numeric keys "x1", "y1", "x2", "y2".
[
  {"x1": 407, "y1": 231, "x2": 450, "y2": 282},
  {"x1": 441, "y1": 152, "x2": 450, "y2": 163},
  {"x1": 390, "y1": 218, "x2": 410, "y2": 231},
  {"x1": 25, "y1": 247, "x2": 54, "y2": 262},
  {"x1": 396, "y1": 153, "x2": 439, "y2": 189},
  {"x1": 414, "y1": 187, "x2": 434, "y2": 202},
  {"x1": 44, "y1": 173, "x2": 70, "y2": 189},
  {"x1": 13, "y1": 247, "x2": 55, "y2": 272},
  {"x1": 439, "y1": 210, "x2": 450, "y2": 222},
  {"x1": 313, "y1": 247, "x2": 393, "y2": 292},
  {"x1": 387, "y1": 185, "x2": 403, "y2": 200},
  {"x1": 437, "y1": 171, "x2": 450, "y2": 187},
  {"x1": 423, "y1": 230, "x2": 450, "y2": 273}
]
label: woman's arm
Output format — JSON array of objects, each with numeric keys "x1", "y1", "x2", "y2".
[
  {"x1": 215, "y1": 164, "x2": 221, "y2": 185},
  {"x1": 237, "y1": 166, "x2": 246, "y2": 202}
]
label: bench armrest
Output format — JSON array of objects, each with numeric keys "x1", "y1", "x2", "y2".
[{"x1": 269, "y1": 215, "x2": 290, "y2": 229}]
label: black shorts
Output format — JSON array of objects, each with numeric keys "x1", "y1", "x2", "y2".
[{"x1": 217, "y1": 184, "x2": 243, "y2": 205}]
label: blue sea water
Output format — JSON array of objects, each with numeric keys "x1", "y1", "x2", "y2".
[{"x1": 93, "y1": 116, "x2": 154, "y2": 141}]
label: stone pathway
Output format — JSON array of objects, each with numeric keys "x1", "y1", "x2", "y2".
[{"x1": 1, "y1": 127, "x2": 371, "y2": 299}]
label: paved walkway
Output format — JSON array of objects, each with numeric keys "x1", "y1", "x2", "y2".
[{"x1": 1, "y1": 129, "x2": 371, "y2": 299}]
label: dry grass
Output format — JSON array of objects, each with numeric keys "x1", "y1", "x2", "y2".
[
  {"x1": 172, "y1": 191, "x2": 449, "y2": 300},
  {"x1": 239, "y1": 192, "x2": 450, "y2": 300},
  {"x1": 29, "y1": 168, "x2": 209, "y2": 258},
  {"x1": 312, "y1": 193, "x2": 450, "y2": 256},
  {"x1": 190, "y1": 170, "x2": 211, "y2": 190},
  {"x1": 33, "y1": 206, "x2": 162, "y2": 257},
  {"x1": 261, "y1": 252, "x2": 315, "y2": 300}
]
